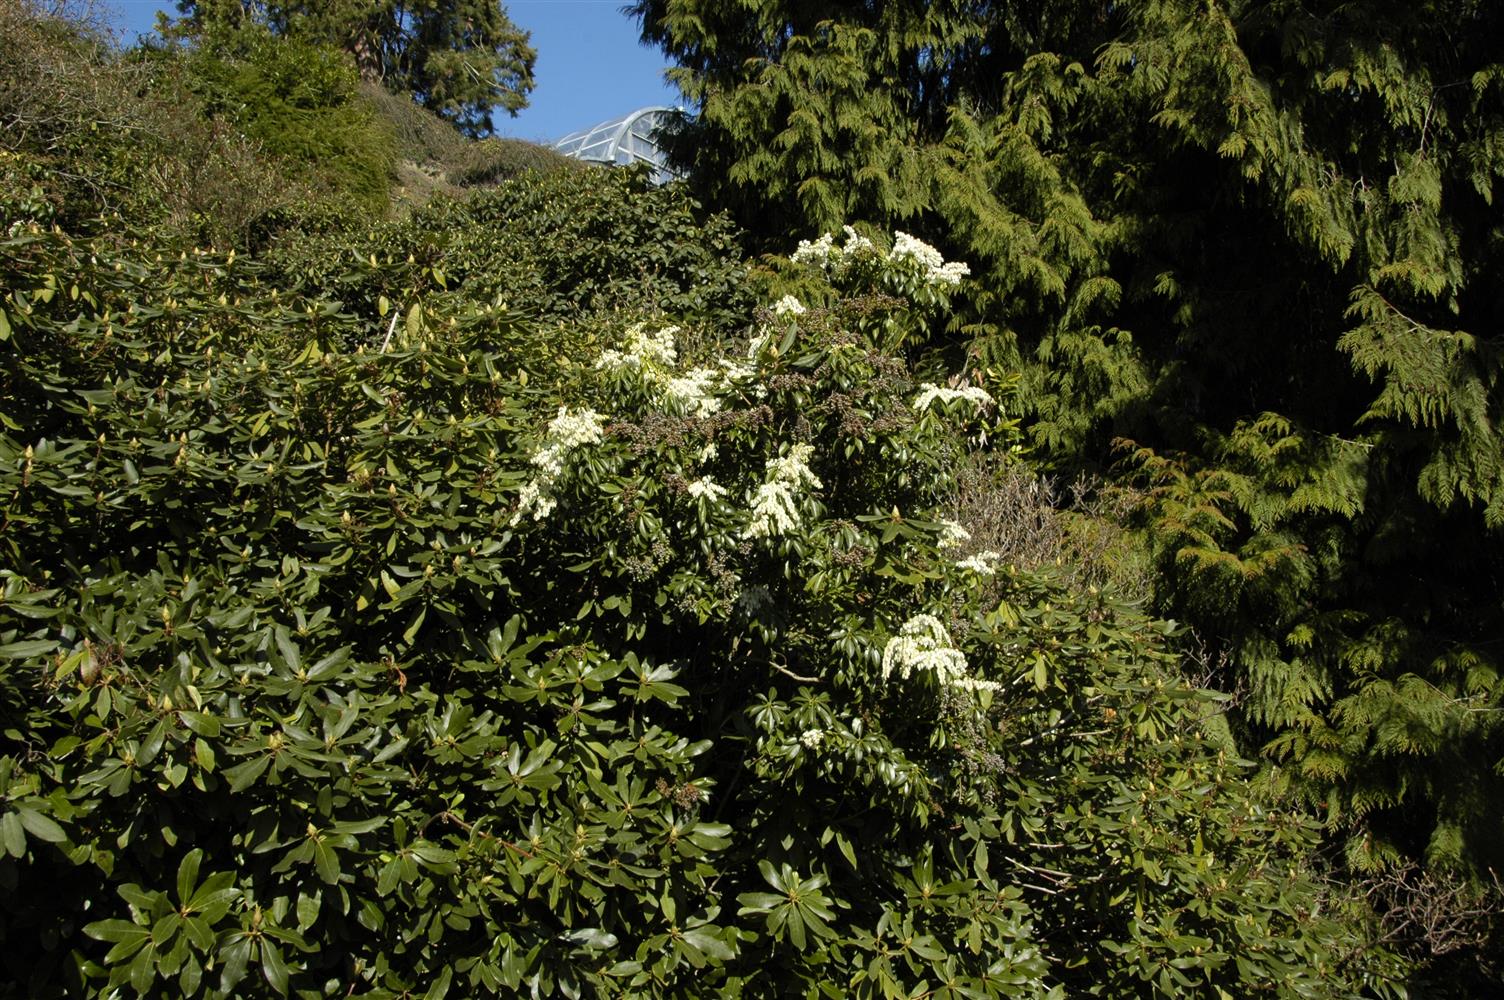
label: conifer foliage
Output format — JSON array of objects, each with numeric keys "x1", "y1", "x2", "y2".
[{"x1": 633, "y1": 0, "x2": 1504, "y2": 966}]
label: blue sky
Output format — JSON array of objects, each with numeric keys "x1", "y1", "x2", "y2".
[{"x1": 103, "y1": 1, "x2": 682, "y2": 143}]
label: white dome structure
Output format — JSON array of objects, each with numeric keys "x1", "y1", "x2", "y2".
[{"x1": 551, "y1": 107, "x2": 682, "y2": 184}]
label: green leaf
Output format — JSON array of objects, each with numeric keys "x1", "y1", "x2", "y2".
[
  {"x1": 219, "y1": 937, "x2": 252, "y2": 994},
  {"x1": 0, "y1": 640, "x2": 58, "y2": 659},
  {"x1": 129, "y1": 945, "x2": 157, "y2": 993},
  {"x1": 313, "y1": 840, "x2": 341, "y2": 885},
  {"x1": 274, "y1": 627, "x2": 301, "y2": 672},
  {"x1": 223, "y1": 755, "x2": 270, "y2": 793},
  {"x1": 184, "y1": 916, "x2": 216, "y2": 953},
  {"x1": 296, "y1": 892, "x2": 321, "y2": 931},
  {"x1": 1, "y1": 812, "x2": 26, "y2": 857},
  {"x1": 563, "y1": 927, "x2": 618, "y2": 951},
  {"x1": 179, "y1": 711, "x2": 221, "y2": 738},
  {"x1": 84, "y1": 919, "x2": 149, "y2": 944},
  {"x1": 15, "y1": 806, "x2": 66, "y2": 843},
  {"x1": 835, "y1": 832, "x2": 858, "y2": 872},
  {"x1": 261, "y1": 939, "x2": 290, "y2": 996},
  {"x1": 422, "y1": 964, "x2": 453, "y2": 1000},
  {"x1": 177, "y1": 848, "x2": 203, "y2": 904},
  {"x1": 682, "y1": 926, "x2": 735, "y2": 961}
]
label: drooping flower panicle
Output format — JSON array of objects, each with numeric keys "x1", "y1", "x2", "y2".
[
  {"x1": 688, "y1": 476, "x2": 728, "y2": 501},
  {"x1": 880, "y1": 614, "x2": 999, "y2": 694},
  {"x1": 881, "y1": 615, "x2": 969, "y2": 684},
  {"x1": 744, "y1": 442, "x2": 822, "y2": 540},
  {"x1": 599, "y1": 323, "x2": 729, "y2": 417},
  {"x1": 936, "y1": 519, "x2": 972, "y2": 550},
  {"x1": 511, "y1": 406, "x2": 605, "y2": 525}
]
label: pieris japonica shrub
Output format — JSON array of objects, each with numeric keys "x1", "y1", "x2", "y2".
[{"x1": 0, "y1": 217, "x2": 1403, "y2": 998}]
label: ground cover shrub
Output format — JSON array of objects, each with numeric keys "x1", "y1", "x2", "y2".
[{"x1": 0, "y1": 206, "x2": 1407, "y2": 997}]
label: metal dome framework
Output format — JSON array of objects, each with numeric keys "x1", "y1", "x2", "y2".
[{"x1": 552, "y1": 107, "x2": 681, "y2": 184}]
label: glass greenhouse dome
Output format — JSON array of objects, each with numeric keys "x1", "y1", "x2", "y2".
[{"x1": 551, "y1": 107, "x2": 682, "y2": 185}]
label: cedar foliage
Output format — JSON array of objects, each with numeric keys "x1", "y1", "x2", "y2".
[{"x1": 633, "y1": 0, "x2": 1504, "y2": 982}]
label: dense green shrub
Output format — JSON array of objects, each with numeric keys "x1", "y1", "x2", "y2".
[
  {"x1": 0, "y1": 2, "x2": 404, "y2": 244},
  {"x1": 357, "y1": 80, "x2": 476, "y2": 169},
  {"x1": 0, "y1": 206, "x2": 1406, "y2": 997},
  {"x1": 265, "y1": 165, "x2": 755, "y2": 342}
]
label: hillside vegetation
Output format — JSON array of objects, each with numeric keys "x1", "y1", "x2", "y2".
[{"x1": 0, "y1": 1, "x2": 1499, "y2": 997}]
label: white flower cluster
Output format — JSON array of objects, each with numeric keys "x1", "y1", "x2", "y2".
[
  {"x1": 936, "y1": 519, "x2": 972, "y2": 551},
  {"x1": 890, "y1": 231, "x2": 944, "y2": 271},
  {"x1": 511, "y1": 406, "x2": 605, "y2": 525},
  {"x1": 839, "y1": 225, "x2": 876, "y2": 257},
  {"x1": 949, "y1": 676, "x2": 1002, "y2": 692},
  {"x1": 664, "y1": 368, "x2": 723, "y2": 418},
  {"x1": 598, "y1": 323, "x2": 726, "y2": 417},
  {"x1": 791, "y1": 225, "x2": 879, "y2": 268},
  {"x1": 718, "y1": 358, "x2": 757, "y2": 384},
  {"x1": 956, "y1": 550, "x2": 1002, "y2": 576},
  {"x1": 799, "y1": 728, "x2": 824, "y2": 749},
  {"x1": 790, "y1": 227, "x2": 970, "y2": 288},
  {"x1": 880, "y1": 614, "x2": 1000, "y2": 693},
  {"x1": 743, "y1": 442, "x2": 823, "y2": 539},
  {"x1": 881, "y1": 615, "x2": 968, "y2": 684},
  {"x1": 790, "y1": 232, "x2": 836, "y2": 265},
  {"x1": 771, "y1": 294, "x2": 807, "y2": 317},
  {"x1": 688, "y1": 476, "x2": 727, "y2": 501},
  {"x1": 597, "y1": 323, "x2": 677, "y2": 370},
  {"x1": 912, "y1": 383, "x2": 995, "y2": 411},
  {"x1": 745, "y1": 327, "x2": 773, "y2": 360},
  {"x1": 891, "y1": 231, "x2": 971, "y2": 286}
]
